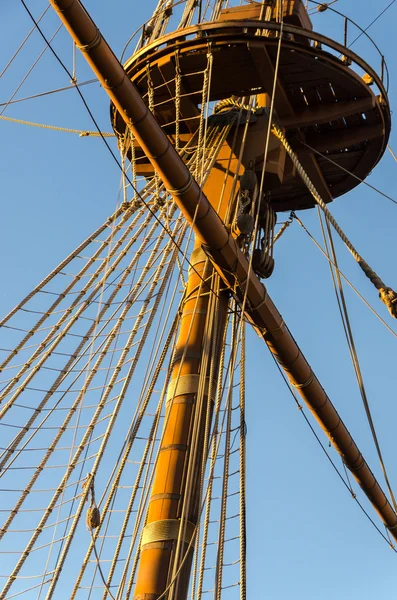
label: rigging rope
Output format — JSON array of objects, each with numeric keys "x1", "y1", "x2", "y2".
[
  {"x1": 388, "y1": 144, "x2": 397, "y2": 164},
  {"x1": 8, "y1": 1, "x2": 395, "y2": 595},
  {"x1": 215, "y1": 311, "x2": 236, "y2": 600},
  {"x1": 0, "y1": 204, "x2": 128, "y2": 329},
  {"x1": 0, "y1": 123, "x2": 233, "y2": 455},
  {"x1": 293, "y1": 214, "x2": 397, "y2": 339},
  {"x1": 149, "y1": 322, "x2": 244, "y2": 600},
  {"x1": 0, "y1": 210, "x2": 180, "y2": 487},
  {"x1": 113, "y1": 310, "x2": 184, "y2": 599},
  {"x1": 17, "y1": 0, "x2": 283, "y2": 317},
  {"x1": 346, "y1": 0, "x2": 396, "y2": 48},
  {"x1": 0, "y1": 113, "x2": 114, "y2": 137},
  {"x1": 272, "y1": 214, "x2": 294, "y2": 246},
  {"x1": 0, "y1": 79, "x2": 98, "y2": 108},
  {"x1": 317, "y1": 209, "x2": 397, "y2": 513},
  {"x1": 0, "y1": 6, "x2": 51, "y2": 79},
  {"x1": 83, "y1": 475, "x2": 117, "y2": 600},
  {"x1": 0, "y1": 207, "x2": 155, "y2": 419},
  {"x1": 0, "y1": 24, "x2": 63, "y2": 117},
  {"x1": 0, "y1": 113, "x2": 246, "y2": 597},
  {"x1": 272, "y1": 125, "x2": 397, "y2": 319},
  {"x1": 174, "y1": 50, "x2": 182, "y2": 153},
  {"x1": 12, "y1": 221, "x2": 185, "y2": 600},
  {"x1": 270, "y1": 350, "x2": 397, "y2": 551},
  {"x1": 239, "y1": 323, "x2": 247, "y2": 600},
  {"x1": 46, "y1": 177, "x2": 131, "y2": 590},
  {"x1": 71, "y1": 311, "x2": 179, "y2": 597},
  {"x1": 303, "y1": 142, "x2": 397, "y2": 207},
  {"x1": 1, "y1": 248, "x2": 170, "y2": 536}
]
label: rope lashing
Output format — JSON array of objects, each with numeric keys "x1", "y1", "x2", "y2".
[
  {"x1": 272, "y1": 125, "x2": 397, "y2": 319},
  {"x1": 362, "y1": 263, "x2": 397, "y2": 318},
  {"x1": 214, "y1": 98, "x2": 254, "y2": 114}
]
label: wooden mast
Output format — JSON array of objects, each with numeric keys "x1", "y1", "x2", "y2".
[{"x1": 132, "y1": 153, "x2": 242, "y2": 598}]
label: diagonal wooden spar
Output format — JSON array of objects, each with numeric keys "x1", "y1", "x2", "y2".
[{"x1": 48, "y1": 0, "x2": 397, "y2": 547}]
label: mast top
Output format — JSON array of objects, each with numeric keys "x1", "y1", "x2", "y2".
[{"x1": 113, "y1": 0, "x2": 391, "y2": 211}]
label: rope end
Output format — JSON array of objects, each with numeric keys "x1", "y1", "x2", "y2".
[{"x1": 379, "y1": 287, "x2": 397, "y2": 319}]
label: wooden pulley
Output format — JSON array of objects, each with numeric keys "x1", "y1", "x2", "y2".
[
  {"x1": 235, "y1": 213, "x2": 254, "y2": 237},
  {"x1": 259, "y1": 202, "x2": 277, "y2": 229},
  {"x1": 239, "y1": 169, "x2": 258, "y2": 195},
  {"x1": 86, "y1": 505, "x2": 101, "y2": 529},
  {"x1": 252, "y1": 251, "x2": 275, "y2": 279}
]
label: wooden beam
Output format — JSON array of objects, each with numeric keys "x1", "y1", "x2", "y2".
[
  {"x1": 305, "y1": 123, "x2": 384, "y2": 153},
  {"x1": 280, "y1": 96, "x2": 375, "y2": 129},
  {"x1": 248, "y1": 41, "x2": 295, "y2": 118},
  {"x1": 295, "y1": 151, "x2": 333, "y2": 203}
]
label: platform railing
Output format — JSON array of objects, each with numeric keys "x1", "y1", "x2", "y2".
[
  {"x1": 307, "y1": 1, "x2": 389, "y2": 91},
  {"x1": 120, "y1": 0, "x2": 389, "y2": 94}
]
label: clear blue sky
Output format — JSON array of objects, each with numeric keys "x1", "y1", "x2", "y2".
[{"x1": 1, "y1": 1, "x2": 397, "y2": 598}]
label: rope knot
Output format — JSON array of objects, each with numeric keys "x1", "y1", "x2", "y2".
[{"x1": 379, "y1": 287, "x2": 397, "y2": 319}]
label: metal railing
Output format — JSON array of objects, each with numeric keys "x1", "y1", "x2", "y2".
[
  {"x1": 120, "y1": 0, "x2": 389, "y2": 93},
  {"x1": 307, "y1": 0, "x2": 389, "y2": 91}
]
